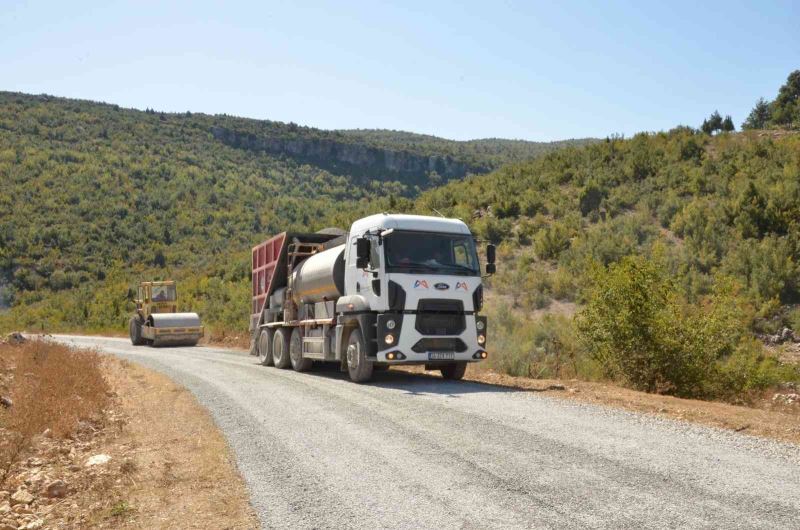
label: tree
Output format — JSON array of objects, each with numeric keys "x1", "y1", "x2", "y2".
[
  {"x1": 742, "y1": 98, "x2": 771, "y2": 130},
  {"x1": 708, "y1": 111, "x2": 723, "y2": 131},
  {"x1": 721, "y1": 115, "x2": 735, "y2": 132},
  {"x1": 701, "y1": 111, "x2": 724, "y2": 135},
  {"x1": 153, "y1": 249, "x2": 166, "y2": 268},
  {"x1": 771, "y1": 70, "x2": 800, "y2": 127}
]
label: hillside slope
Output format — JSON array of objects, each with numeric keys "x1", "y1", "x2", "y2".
[
  {"x1": 3, "y1": 92, "x2": 798, "y2": 354},
  {"x1": 0, "y1": 91, "x2": 586, "y2": 313},
  {"x1": 418, "y1": 128, "x2": 800, "y2": 309}
]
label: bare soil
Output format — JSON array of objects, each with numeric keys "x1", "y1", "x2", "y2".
[{"x1": 0, "y1": 340, "x2": 258, "y2": 529}]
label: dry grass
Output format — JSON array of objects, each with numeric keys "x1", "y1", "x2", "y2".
[{"x1": 0, "y1": 339, "x2": 109, "y2": 486}]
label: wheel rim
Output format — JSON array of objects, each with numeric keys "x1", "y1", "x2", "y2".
[
  {"x1": 259, "y1": 334, "x2": 269, "y2": 361},
  {"x1": 290, "y1": 332, "x2": 301, "y2": 364},
  {"x1": 274, "y1": 337, "x2": 283, "y2": 362},
  {"x1": 347, "y1": 343, "x2": 358, "y2": 369}
]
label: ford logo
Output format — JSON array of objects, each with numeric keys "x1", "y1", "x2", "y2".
[{"x1": 434, "y1": 283, "x2": 449, "y2": 290}]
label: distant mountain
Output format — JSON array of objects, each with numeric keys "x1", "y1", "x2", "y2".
[{"x1": 336, "y1": 128, "x2": 597, "y2": 167}]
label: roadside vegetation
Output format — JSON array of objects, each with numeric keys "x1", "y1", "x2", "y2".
[{"x1": 0, "y1": 338, "x2": 109, "y2": 486}]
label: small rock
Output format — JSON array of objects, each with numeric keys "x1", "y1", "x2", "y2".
[
  {"x1": 23, "y1": 519, "x2": 44, "y2": 530},
  {"x1": 0, "y1": 503, "x2": 9, "y2": 515},
  {"x1": 0, "y1": 524, "x2": 15, "y2": 530},
  {"x1": 85, "y1": 454, "x2": 112, "y2": 467},
  {"x1": 41, "y1": 429, "x2": 51, "y2": 438},
  {"x1": 43, "y1": 480, "x2": 67, "y2": 499},
  {"x1": 567, "y1": 388, "x2": 579, "y2": 393},
  {"x1": 10, "y1": 490, "x2": 34, "y2": 506},
  {"x1": 0, "y1": 396, "x2": 11, "y2": 409},
  {"x1": 6, "y1": 332, "x2": 26, "y2": 344}
]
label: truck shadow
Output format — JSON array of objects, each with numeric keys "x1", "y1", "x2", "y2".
[{"x1": 301, "y1": 364, "x2": 522, "y2": 397}]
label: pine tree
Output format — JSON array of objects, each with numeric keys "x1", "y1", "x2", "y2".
[
  {"x1": 708, "y1": 111, "x2": 723, "y2": 132},
  {"x1": 742, "y1": 98, "x2": 771, "y2": 130},
  {"x1": 721, "y1": 115, "x2": 735, "y2": 132}
]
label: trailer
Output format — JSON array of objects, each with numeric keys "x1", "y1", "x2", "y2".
[{"x1": 249, "y1": 214, "x2": 494, "y2": 383}]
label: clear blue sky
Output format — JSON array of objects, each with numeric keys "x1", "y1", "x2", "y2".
[{"x1": 1, "y1": 1, "x2": 797, "y2": 141}]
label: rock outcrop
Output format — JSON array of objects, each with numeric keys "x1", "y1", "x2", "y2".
[{"x1": 210, "y1": 126, "x2": 486, "y2": 186}]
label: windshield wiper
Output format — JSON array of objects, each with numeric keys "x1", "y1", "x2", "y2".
[
  {"x1": 390, "y1": 260, "x2": 438, "y2": 270},
  {"x1": 438, "y1": 263, "x2": 478, "y2": 275},
  {"x1": 390, "y1": 261, "x2": 476, "y2": 275}
]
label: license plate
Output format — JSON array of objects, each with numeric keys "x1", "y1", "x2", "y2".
[{"x1": 428, "y1": 352, "x2": 455, "y2": 360}]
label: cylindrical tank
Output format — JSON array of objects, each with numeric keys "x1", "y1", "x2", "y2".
[{"x1": 290, "y1": 245, "x2": 345, "y2": 304}]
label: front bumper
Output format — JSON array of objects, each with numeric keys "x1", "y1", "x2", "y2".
[{"x1": 375, "y1": 313, "x2": 486, "y2": 363}]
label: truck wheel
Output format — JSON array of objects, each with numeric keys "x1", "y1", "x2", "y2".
[
  {"x1": 440, "y1": 362, "x2": 467, "y2": 380},
  {"x1": 272, "y1": 328, "x2": 292, "y2": 369},
  {"x1": 258, "y1": 329, "x2": 274, "y2": 366},
  {"x1": 346, "y1": 329, "x2": 373, "y2": 383},
  {"x1": 129, "y1": 317, "x2": 145, "y2": 346},
  {"x1": 290, "y1": 328, "x2": 312, "y2": 372}
]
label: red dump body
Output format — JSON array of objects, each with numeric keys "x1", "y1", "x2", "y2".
[
  {"x1": 251, "y1": 232, "x2": 287, "y2": 320},
  {"x1": 250, "y1": 231, "x2": 344, "y2": 330}
]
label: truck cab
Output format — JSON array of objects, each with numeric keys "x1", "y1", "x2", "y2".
[{"x1": 250, "y1": 214, "x2": 495, "y2": 383}]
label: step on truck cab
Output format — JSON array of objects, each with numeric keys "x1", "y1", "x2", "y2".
[{"x1": 249, "y1": 213, "x2": 495, "y2": 383}]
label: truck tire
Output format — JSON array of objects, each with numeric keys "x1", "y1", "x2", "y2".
[
  {"x1": 346, "y1": 328, "x2": 373, "y2": 383},
  {"x1": 258, "y1": 329, "x2": 274, "y2": 366},
  {"x1": 440, "y1": 362, "x2": 467, "y2": 380},
  {"x1": 272, "y1": 328, "x2": 292, "y2": 369},
  {"x1": 289, "y1": 328, "x2": 312, "y2": 372},
  {"x1": 129, "y1": 316, "x2": 145, "y2": 346}
]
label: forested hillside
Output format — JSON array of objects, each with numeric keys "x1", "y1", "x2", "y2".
[
  {"x1": 410, "y1": 68, "x2": 800, "y2": 399},
  {"x1": 0, "y1": 92, "x2": 584, "y2": 313}
]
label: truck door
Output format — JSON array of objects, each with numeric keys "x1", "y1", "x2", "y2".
[{"x1": 344, "y1": 233, "x2": 385, "y2": 311}]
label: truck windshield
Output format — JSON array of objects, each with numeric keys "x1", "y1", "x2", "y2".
[
  {"x1": 151, "y1": 284, "x2": 177, "y2": 302},
  {"x1": 384, "y1": 231, "x2": 480, "y2": 276}
]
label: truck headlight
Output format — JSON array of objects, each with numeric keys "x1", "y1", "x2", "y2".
[
  {"x1": 386, "y1": 319, "x2": 396, "y2": 330},
  {"x1": 384, "y1": 334, "x2": 395, "y2": 345},
  {"x1": 477, "y1": 334, "x2": 486, "y2": 345},
  {"x1": 476, "y1": 320, "x2": 485, "y2": 331}
]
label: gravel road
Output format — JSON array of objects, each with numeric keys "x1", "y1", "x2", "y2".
[{"x1": 54, "y1": 335, "x2": 800, "y2": 529}]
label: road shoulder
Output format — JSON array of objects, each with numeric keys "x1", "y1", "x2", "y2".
[{"x1": 1, "y1": 341, "x2": 259, "y2": 529}]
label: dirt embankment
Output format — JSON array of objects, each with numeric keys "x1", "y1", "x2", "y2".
[{"x1": 0, "y1": 337, "x2": 257, "y2": 529}]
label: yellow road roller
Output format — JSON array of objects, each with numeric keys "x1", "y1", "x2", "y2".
[{"x1": 129, "y1": 281, "x2": 204, "y2": 347}]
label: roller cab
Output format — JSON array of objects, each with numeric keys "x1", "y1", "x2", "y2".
[{"x1": 130, "y1": 281, "x2": 204, "y2": 347}]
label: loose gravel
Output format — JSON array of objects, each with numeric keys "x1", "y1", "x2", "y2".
[{"x1": 55, "y1": 335, "x2": 800, "y2": 529}]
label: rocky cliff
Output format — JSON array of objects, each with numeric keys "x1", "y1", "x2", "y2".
[{"x1": 210, "y1": 126, "x2": 487, "y2": 187}]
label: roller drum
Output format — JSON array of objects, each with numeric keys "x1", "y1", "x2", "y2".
[{"x1": 148, "y1": 312, "x2": 203, "y2": 347}]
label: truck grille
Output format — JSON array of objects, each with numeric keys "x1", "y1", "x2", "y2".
[
  {"x1": 412, "y1": 338, "x2": 467, "y2": 353},
  {"x1": 415, "y1": 299, "x2": 465, "y2": 336}
]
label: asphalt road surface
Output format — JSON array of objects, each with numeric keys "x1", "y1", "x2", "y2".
[{"x1": 54, "y1": 335, "x2": 800, "y2": 529}]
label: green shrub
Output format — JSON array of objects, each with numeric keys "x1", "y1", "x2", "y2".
[
  {"x1": 486, "y1": 305, "x2": 586, "y2": 379},
  {"x1": 575, "y1": 255, "x2": 794, "y2": 399},
  {"x1": 534, "y1": 222, "x2": 572, "y2": 260}
]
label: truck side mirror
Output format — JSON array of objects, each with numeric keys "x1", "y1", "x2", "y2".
[
  {"x1": 486, "y1": 244, "x2": 496, "y2": 275},
  {"x1": 356, "y1": 237, "x2": 370, "y2": 269}
]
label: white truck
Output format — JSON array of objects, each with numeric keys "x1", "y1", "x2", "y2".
[{"x1": 249, "y1": 213, "x2": 495, "y2": 382}]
